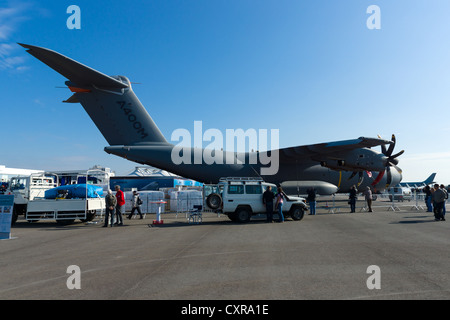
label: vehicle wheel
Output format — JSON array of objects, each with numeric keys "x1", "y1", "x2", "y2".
[
  {"x1": 81, "y1": 210, "x2": 97, "y2": 222},
  {"x1": 11, "y1": 208, "x2": 19, "y2": 226},
  {"x1": 290, "y1": 207, "x2": 305, "y2": 221},
  {"x1": 235, "y1": 207, "x2": 251, "y2": 223},
  {"x1": 227, "y1": 212, "x2": 238, "y2": 222},
  {"x1": 206, "y1": 193, "x2": 222, "y2": 210}
]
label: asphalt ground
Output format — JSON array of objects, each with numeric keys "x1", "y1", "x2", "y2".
[{"x1": 1, "y1": 198, "x2": 449, "y2": 302}]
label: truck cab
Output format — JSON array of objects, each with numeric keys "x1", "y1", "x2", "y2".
[
  {"x1": 205, "y1": 177, "x2": 308, "y2": 223},
  {"x1": 9, "y1": 174, "x2": 57, "y2": 224},
  {"x1": 9, "y1": 175, "x2": 56, "y2": 204}
]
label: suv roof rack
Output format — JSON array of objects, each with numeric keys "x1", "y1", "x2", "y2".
[{"x1": 219, "y1": 177, "x2": 264, "y2": 182}]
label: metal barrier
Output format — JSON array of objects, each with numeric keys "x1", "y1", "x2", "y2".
[{"x1": 315, "y1": 190, "x2": 445, "y2": 214}]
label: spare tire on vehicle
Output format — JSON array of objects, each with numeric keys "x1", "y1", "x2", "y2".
[{"x1": 206, "y1": 193, "x2": 222, "y2": 210}]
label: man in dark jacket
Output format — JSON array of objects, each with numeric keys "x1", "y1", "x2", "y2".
[
  {"x1": 307, "y1": 188, "x2": 317, "y2": 215},
  {"x1": 349, "y1": 185, "x2": 358, "y2": 213},
  {"x1": 432, "y1": 184, "x2": 446, "y2": 221},
  {"x1": 263, "y1": 186, "x2": 275, "y2": 223}
]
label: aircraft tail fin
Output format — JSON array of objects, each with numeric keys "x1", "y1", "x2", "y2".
[
  {"x1": 20, "y1": 43, "x2": 168, "y2": 146},
  {"x1": 424, "y1": 173, "x2": 436, "y2": 185}
]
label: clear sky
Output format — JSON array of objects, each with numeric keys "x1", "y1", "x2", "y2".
[{"x1": 1, "y1": 0, "x2": 450, "y2": 183}]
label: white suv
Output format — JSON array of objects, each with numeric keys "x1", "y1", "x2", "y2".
[{"x1": 205, "y1": 177, "x2": 308, "y2": 223}]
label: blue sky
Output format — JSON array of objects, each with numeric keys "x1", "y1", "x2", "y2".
[{"x1": 1, "y1": 0, "x2": 450, "y2": 183}]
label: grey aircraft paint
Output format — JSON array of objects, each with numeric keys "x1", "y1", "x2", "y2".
[{"x1": 21, "y1": 43, "x2": 403, "y2": 195}]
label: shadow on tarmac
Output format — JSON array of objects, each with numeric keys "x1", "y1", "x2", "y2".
[
  {"x1": 392, "y1": 215, "x2": 439, "y2": 224},
  {"x1": 146, "y1": 218, "x2": 293, "y2": 229}
]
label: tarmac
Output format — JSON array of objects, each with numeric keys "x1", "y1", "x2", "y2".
[{"x1": 1, "y1": 197, "x2": 449, "y2": 301}]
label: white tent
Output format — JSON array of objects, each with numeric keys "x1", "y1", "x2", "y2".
[{"x1": 0, "y1": 165, "x2": 44, "y2": 182}]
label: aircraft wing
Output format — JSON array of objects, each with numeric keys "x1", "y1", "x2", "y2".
[{"x1": 278, "y1": 137, "x2": 392, "y2": 161}]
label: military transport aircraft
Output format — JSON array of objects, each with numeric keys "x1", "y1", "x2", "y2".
[{"x1": 20, "y1": 43, "x2": 403, "y2": 195}]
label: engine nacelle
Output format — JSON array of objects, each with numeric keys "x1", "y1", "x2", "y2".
[{"x1": 317, "y1": 149, "x2": 387, "y2": 172}]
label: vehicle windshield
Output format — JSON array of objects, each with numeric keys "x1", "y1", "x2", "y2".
[{"x1": 10, "y1": 178, "x2": 28, "y2": 191}]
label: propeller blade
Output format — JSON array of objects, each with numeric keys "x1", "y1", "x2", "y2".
[
  {"x1": 348, "y1": 171, "x2": 358, "y2": 180},
  {"x1": 385, "y1": 165, "x2": 392, "y2": 188},
  {"x1": 392, "y1": 164, "x2": 403, "y2": 174},
  {"x1": 390, "y1": 150, "x2": 405, "y2": 160},
  {"x1": 372, "y1": 170, "x2": 385, "y2": 186},
  {"x1": 389, "y1": 159, "x2": 399, "y2": 166},
  {"x1": 357, "y1": 171, "x2": 364, "y2": 186},
  {"x1": 378, "y1": 135, "x2": 387, "y2": 155},
  {"x1": 385, "y1": 134, "x2": 396, "y2": 157}
]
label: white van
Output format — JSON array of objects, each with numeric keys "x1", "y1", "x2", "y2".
[{"x1": 387, "y1": 187, "x2": 412, "y2": 202}]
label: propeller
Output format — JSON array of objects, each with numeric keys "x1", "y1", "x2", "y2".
[
  {"x1": 348, "y1": 171, "x2": 364, "y2": 186},
  {"x1": 380, "y1": 134, "x2": 404, "y2": 171},
  {"x1": 372, "y1": 134, "x2": 404, "y2": 187}
]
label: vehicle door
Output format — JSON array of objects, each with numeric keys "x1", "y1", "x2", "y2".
[
  {"x1": 245, "y1": 183, "x2": 265, "y2": 213},
  {"x1": 223, "y1": 182, "x2": 245, "y2": 212}
]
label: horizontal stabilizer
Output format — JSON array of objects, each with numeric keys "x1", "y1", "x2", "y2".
[
  {"x1": 18, "y1": 43, "x2": 128, "y2": 89},
  {"x1": 63, "y1": 93, "x2": 79, "y2": 103}
]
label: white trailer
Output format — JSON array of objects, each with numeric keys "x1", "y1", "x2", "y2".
[{"x1": 26, "y1": 198, "x2": 105, "y2": 224}]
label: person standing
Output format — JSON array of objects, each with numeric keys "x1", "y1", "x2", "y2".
[
  {"x1": 349, "y1": 185, "x2": 358, "y2": 213},
  {"x1": 103, "y1": 190, "x2": 117, "y2": 227},
  {"x1": 128, "y1": 191, "x2": 143, "y2": 220},
  {"x1": 363, "y1": 186, "x2": 373, "y2": 212},
  {"x1": 115, "y1": 185, "x2": 125, "y2": 226},
  {"x1": 440, "y1": 184, "x2": 448, "y2": 218},
  {"x1": 307, "y1": 188, "x2": 317, "y2": 215},
  {"x1": 424, "y1": 185, "x2": 433, "y2": 212},
  {"x1": 275, "y1": 187, "x2": 285, "y2": 223},
  {"x1": 432, "y1": 184, "x2": 446, "y2": 221},
  {"x1": 263, "y1": 186, "x2": 275, "y2": 223}
]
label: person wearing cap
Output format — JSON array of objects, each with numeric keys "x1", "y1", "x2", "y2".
[
  {"x1": 103, "y1": 190, "x2": 117, "y2": 227},
  {"x1": 128, "y1": 190, "x2": 143, "y2": 220}
]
